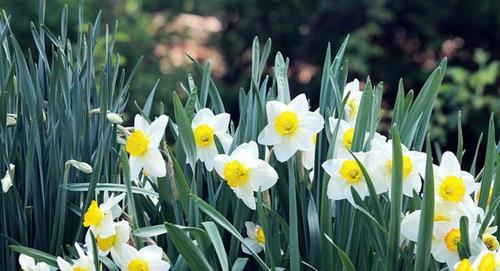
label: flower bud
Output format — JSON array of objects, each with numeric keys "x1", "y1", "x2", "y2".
[
  {"x1": 107, "y1": 112, "x2": 124, "y2": 124},
  {"x1": 1, "y1": 164, "x2": 15, "y2": 193},
  {"x1": 66, "y1": 159, "x2": 93, "y2": 174}
]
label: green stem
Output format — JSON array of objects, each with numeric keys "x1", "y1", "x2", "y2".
[{"x1": 288, "y1": 156, "x2": 301, "y2": 271}]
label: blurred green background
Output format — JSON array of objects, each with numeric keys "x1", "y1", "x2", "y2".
[{"x1": 2, "y1": 0, "x2": 499, "y2": 165}]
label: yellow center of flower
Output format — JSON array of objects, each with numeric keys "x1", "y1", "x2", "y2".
[
  {"x1": 256, "y1": 228, "x2": 266, "y2": 245},
  {"x1": 83, "y1": 200, "x2": 103, "y2": 227},
  {"x1": 194, "y1": 124, "x2": 214, "y2": 147},
  {"x1": 342, "y1": 128, "x2": 354, "y2": 149},
  {"x1": 478, "y1": 252, "x2": 496, "y2": 271},
  {"x1": 97, "y1": 234, "x2": 116, "y2": 251},
  {"x1": 455, "y1": 259, "x2": 473, "y2": 271},
  {"x1": 339, "y1": 160, "x2": 363, "y2": 184},
  {"x1": 125, "y1": 130, "x2": 150, "y2": 156},
  {"x1": 73, "y1": 268, "x2": 89, "y2": 271},
  {"x1": 386, "y1": 155, "x2": 413, "y2": 178},
  {"x1": 483, "y1": 234, "x2": 499, "y2": 251},
  {"x1": 274, "y1": 111, "x2": 299, "y2": 136},
  {"x1": 128, "y1": 259, "x2": 149, "y2": 271},
  {"x1": 439, "y1": 176, "x2": 466, "y2": 202},
  {"x1": 434, "y1": 213, "x2": 451, "y2": 222},
  {"x1": 346, "y1": 99, "x2": 358, "y2": 119},
  {"x1": 444, "y1": 228, "x2": 461, "y2": 252},
  {"x1": 224, "y1": 160, "x2": 249, "y2": 188}
]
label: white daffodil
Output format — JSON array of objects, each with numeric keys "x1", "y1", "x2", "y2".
[
  {"x1": 241, "y1": 222, "x2": 266, "y2": 254},
  {"x1": 343, "y1": 79, "x2": 362, "y2": 123},
  {"x1": 401, "y1": 201, "x2": 482, "y2": 243},
  {"x1": 125, "y1": 114, "x2": 169, "y2": 180},
  {"x1": 258, "y1": 94, "x2": 324, "y2": 162},
  {"x1": 85, "y1": 220, "x2": 130, "y2": 258},
  {"x1": 83, "y1": 193, "x2": 125, "y2": 238},
  {"x1": 322, "y1": 152, "x2": 386, "y2": 205},
  {"x1": 369, "y1": 139, "x2": 426, "y2": 197},
  {"x1": 434, "y1": 151, "x2": 475, "y2": 206},
  {"x1": 214, "y1": 141, "x2": 278, "y2": 210},
  {"x1": 1, "y1": 163, "x2": 14, "y2": 193},
  {"x1": 19, "y1": 254, "x2": 50, "y2": 271},
  {"x1": 57, "y1": 243, "x2": 95, "y2": 271},
  {"x1": 191, "y1": 108, "x2": 232, "y2": 171},
  {"x1": 115, "y1": 244, "x2": 170, "y2": 271},
  {"x1": 432, "y1": 220, "x2": 485, "y2": 267}
]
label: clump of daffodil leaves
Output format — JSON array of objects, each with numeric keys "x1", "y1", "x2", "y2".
[{"x1": 2, "y1": 3, "x2": 499, "y2": 271}]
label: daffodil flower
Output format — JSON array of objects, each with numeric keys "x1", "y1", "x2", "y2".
[
  {"x1": 191, "y1": 108, "x2": 232, "y2": 171},
  {"x1": 471, "y1": 250, "x2": 500, "y2": 270},
  {"x1": 434, "y1": 151, "x2": 475, "y2": 206},
  {"x1": 85, "y1": 220, "x2": 130, "y2": 258},
  {"x1": 1, "y1": 163, "x2": 14, "y2": 193},
  {"x1": 482, "y1": 227, "x2": 499, "y2": 251},
  {"x1": 343, "y1": 79, "x2": 362, "y2": 123},
  {"x1": 322, "y1": 152, "x2": 386, "y2": 205},
  {"x1": 258, "y1": 94, "x2": 324, "y2": 162},
  {"x1": 369, "y1": 139, "x2": 426, "y2": 197},
  {"x1": 241, "y1": 222, "x2": 266, "y2": 254},
  {"x1": 19, "y1": 254, "x2": 50, "y2": 271},
  {"x1": 213, "y1": 141, "x2": 278, "y2": 210},
  {"x1": 83, "y1": 193, "x2": 125, "y2": 238},
  {"x1": 115, "y1": 244, "x2": 170, "y2": 271},
  {"x1": 126, "y1": 114, "x2": 169, "y2": 180},
  {"x1": 57, "y1": 243, "x2": 95, "y2": 271}
]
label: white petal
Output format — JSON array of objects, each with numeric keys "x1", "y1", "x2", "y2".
[
  {"x1": 142, "y1": 149, "x2": 166, "y2": 178},
  {"x1": 272, "y1": 142, "x2": 297, "y2": 162},
  {"x1": 147, "y1": 115, "x2": 169, "y2": 146},
  {"x1": 96, "y1": 213, "x2": 116, "y2": 238},
  {"x1": 249, "y1": 160, "x2": 278, "y2": 191},
  {"x1": 266, "y1": 101, "x2": 286, "y2": 121},
  {"x1": 245, "y1": 222, "x2": 257, "y2": 239},
  {"x1": 217, "y1": 133, "x2": 233, "y2": 153},
  {"x1": 288, "y1": 94, "x2": 309, "y2": 115},
  {"x1": 440, "y1": 151, "x2": 461, "y2": 174},
  {"x1": 57, "y1": 257, "x2": 73, "y2": 271},
  {"x1": 115, "y1": 221, "x2": 131, "y2": 244},
  {"x1": 299, "y1": 111, "x2": 324, "y2": 134},
  {"x1": 101, "y1": 193, "x2": 126, "y2": 212},
  {"x1": 213, "y1": 154, "x2": 230, "y2": 178},
  {"x1": 192, "y1": 108, "x2": 215, "y2": 127},
  {"x1": 118, "y1": 244, "x2": 140, "y2": 268},
  {"x1": 343, "y1": 79, "x2": 360, "y2": 98},
  {"x1": 400, "y1": 211, "x2": 421, "y2": 242},
  {"x1": 139, "y1": 245, "x2": 163, "y2": 261},
  {"x1": 19, "y1": 254, "x2": 36, "y2": 270},
  {"x1": 328, "y1": 118, "x2": 349, "y2": 134},
  {"x1": 211, "y1": 113, "x2": 230, "y2": 135},
  {"x1": 289, "y1": 130, "x2": 315, "y2": 152},
  {"x1": 231, "y1": 141, "x2": 259, "y2": 168},
  {"x1": 257, "y1": 125, "x2": 282, "y2": 146},
  {"x1": 242, "y1": 238, "x2": 262, "y2": 254},
  {"x1": 198, "y1": 145, "x2": 218, "y2": 171},
  {"x1": 233, "y1": 185, "x2": 256, "y2": 210},
  {"x1": 147, "y1": 260, "x2": 171, "y2": 270},
  {"x1": 129, "y1": 156, "x2": 143, "y2": 181},
  {"x1": 134, "y1": 114, "x2": 150, "y2": 132}
]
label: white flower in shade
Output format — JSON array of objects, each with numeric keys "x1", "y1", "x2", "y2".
[
  {"x1": 329, "y1": 118, "x2": 355, "y2": 159},
  {"x1": 432, "y1": 220, "x2": 485, "y2": 267},
  {"x1": 57, "y1": 243, "x2": 95, "y2": 271},
  {"x1": 1, "y1": 163, "x2": 14, "y2": 193},
  {"x1": 369, "y1": 139, "x2": 426, "y2": 197},
  {"x1": 83, "y1": 193, "x2": 125, "y2": 238},
  {"x1": 213, "y1": 141, "x2": 278, "y2": 210},
  {"x1": 19, "y1": 254, "x2": 50, "y2": 271},
  {"x1": 322, "y1": 152, "x2": 386, "y2": 205},
  {"x1": 343, "y1": 79, "x2": 362, "y2": 123},
  {"x1": 126, "y1": 114, "x2": 169, "y2": 179},
  {"x1": 115, "y1": 244, "x2": 170, "y2": 271},
  {"x1": 85, "y1": 220, "x2": 130, "y2": 258},
  {"x1": 258, "y1": 94, "x2": 324, "y2": 162},
  {"x1": 302, "y1": 133, "x2": 317, "y2": 171},
  {"x1": 191, "y1": 108, "x2": 232, "y2": 171},
  {"x1": 434, "y1": 152, "x2": 475, "y2": 206},
  {"x1": 241, "y1": 222, "x2": 266, "y2": 254}
]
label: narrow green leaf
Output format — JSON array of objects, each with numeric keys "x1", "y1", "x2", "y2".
[
  {"x1": 324, "y1": 234, "x2": 356, "y2": 271},
  {"x1": 478, "y1": 115, "x2": 496, "y2": 209},
  {"x1": 202, "y1": 221, "x2": 229, "y2": 271},
  {"x1": 9, "y1": 246, "x2": 57, "y2": 267},
  {"x1": 172, "y1": 92, "x2": 197, "y2": 171}
]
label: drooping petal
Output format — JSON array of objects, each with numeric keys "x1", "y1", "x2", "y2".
[
  {"x1": 249, "y1": 160, "x2": 278, "y2": 191},
  {"x1": 272, "y1": 142, "x2": 297, "y2": 162},
  {"x1": 400, "y1": 211, "x2": 421, "y2": 242},
  {"x1": 129, "y1": 156, "x2": 143, "y2": 181},
  {"x1": 19, "y1": 254, "x2": 36, "y2": 270},
  {"x1": 142, "y1": 149, "x2": 166, "y2": 178},
  {"x1": 198, "y1": 145, "x2": 218, "y2": 171},
  {"x1": 242, "y1": 238, "x2": 262, "y2": 254},
  {"x1": 233, "y1": 185, "x2": 256, "y2": 210},
  {"x1": 115, "y1": 221, "x2": 131, "y2": 244},
  {"x1": 245, "y1": 222, "x2": 257, "y2": 239},
  {"x1": 217, "y1": 133, "x2": 233, "y2": 153}
]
